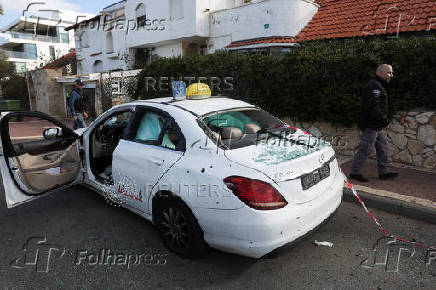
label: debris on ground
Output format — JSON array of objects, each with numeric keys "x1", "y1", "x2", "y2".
[{"x1": 314, "y1": 240, "x2": 333, "y2": 247}]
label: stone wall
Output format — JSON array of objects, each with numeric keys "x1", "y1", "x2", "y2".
[
  {"x1": 28, "y1": 69, "x2": 64, "y2": 119},
  {"x1": 100, "y1": 70, "x2": 139, "y2": 108},
  {"x1": 283, "y1": 111, "x2": 436, "y2": 170},
  {"x1": 46, "y1": 69, "x2": 66, "y2": 119}
]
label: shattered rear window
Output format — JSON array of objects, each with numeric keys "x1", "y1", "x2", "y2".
[{"x1": 200, "y1": 108, "x2": 293, "y2": 149}]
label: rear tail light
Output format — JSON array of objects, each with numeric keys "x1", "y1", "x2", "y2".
[
  {"x1": 288, "y1": 126, "x2": 309, "y2": 135},
  {"x1": 223, "y1": 176, "x2": 288, "y2": 210}
]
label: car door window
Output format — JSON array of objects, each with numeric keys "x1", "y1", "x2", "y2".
[
  {"x1": 161, "y1": 123, "x2": 179, "y2": 150},
  {"x1": 93, "y1": 111, "x2": 133, "y2": 151},
  {"x1": 133, "y1": 111, "x2": 181, "y2": 151},
  {"x1": 90, "y1": 110, "x2": 133, "y2": 179},
  {"x1": 6, "y1": 115, "x2": 80, "y2": 193},
  {"x1": 135, "y1": 112, "x2": 165, "y2": 143}
]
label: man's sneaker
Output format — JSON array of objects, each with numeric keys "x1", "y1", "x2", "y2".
[
  {"x1": 379, "y1": 172, "x2": 399, "y2": 180},
  {"x1": 349, "y1": 173, "x2": 369, "y2": 182}
]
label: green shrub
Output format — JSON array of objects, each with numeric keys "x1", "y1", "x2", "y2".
[
  {"x1": 134, "y1": 37, "x2": 436, "y2": 126},
  {"x1": 1, "y1": 74, "x2": 29, "y2": 110}
]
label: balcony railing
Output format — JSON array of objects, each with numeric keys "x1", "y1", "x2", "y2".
[
  {"x1": 10, "y1": 32, "x2": 60, "y2": 43},
  {"x1": 6, "y1": 50, "x2": 27, "y2": 59},
  {"x1": 11, "y1": 32, "x2": 36, "y2": 41}
]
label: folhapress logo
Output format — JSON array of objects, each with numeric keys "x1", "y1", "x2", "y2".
[
  {"x1": 361, "y1": 237, "x2": 415, "y2": 272},
  {"x1": 10, "y1": 237, "x2": 65, "y2": 273}
]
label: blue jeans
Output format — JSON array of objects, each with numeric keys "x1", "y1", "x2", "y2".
[
  {"x1": 73, "y1": 113, "x2": 86, "y2": 130},
  {"x1": 351, "y1": 128, "x2": 389, "y2": 175}
]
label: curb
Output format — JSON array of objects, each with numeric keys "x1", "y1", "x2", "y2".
[{"x1": 342, "y1": 188, "x2": 436, "y2": 225}]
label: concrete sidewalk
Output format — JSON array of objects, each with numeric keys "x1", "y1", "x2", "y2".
[{"x1": 339, "y1": 156, "x2": 436, "y2": 224}]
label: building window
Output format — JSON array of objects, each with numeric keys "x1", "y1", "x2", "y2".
[
  {"x1": 170, "y1": 0, "x2": 183, "y2": 20},
  {"x1": 49, "y1": 46, "x2": 56, "y2": 60},
  {"x1": 93, "y1": 60, "x2": 103, "y2": 73},
  {"x1": 135, "y1": 4, "x2": 147, "y2": 28},
  {"x1": 24, "y1": 43, "x2": 37, "y2": 60},
  {"x1": 106, "y1": 32, "x2": 114, "y2": 53},
  {"x1": 13, "y1": 62, "x2": 26, "y2": 74},
  {"x1": 60, "y1": 27, "x2": 69, "y2": 43}
]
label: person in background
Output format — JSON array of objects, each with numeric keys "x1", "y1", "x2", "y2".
[
  {"x1": 350, "y1": 64, "x2": 399, "y2": 182},
  {"x1": 69, "y1": 78, "x2": 88, "y2": 129}
]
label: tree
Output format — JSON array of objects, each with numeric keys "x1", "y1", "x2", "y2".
[
  {"x1": 0, "y1": 50, "x2": 29, "y2": 109},
  {"x1": 0, "y1": 50, "x2": 14, "y2": 80}
]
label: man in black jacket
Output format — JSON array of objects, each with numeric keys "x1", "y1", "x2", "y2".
[
  {"x1": 68, "y1": 79, "x2": 88, "y2": 129},
  {"x1": 350, "y1": 64, "x2": 398, "y2": 182}
]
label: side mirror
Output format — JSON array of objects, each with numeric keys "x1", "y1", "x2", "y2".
[{"x1": 43, "y1": 128, "x2": 62, "y2": 139}]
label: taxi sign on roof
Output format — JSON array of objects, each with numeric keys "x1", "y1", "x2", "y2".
[
  {"x1": 172, "y1": 81, "x2": 187, "y2": 98},
  {"x1": 186, "y1": 83, "x2": 211, "y2": 100}
]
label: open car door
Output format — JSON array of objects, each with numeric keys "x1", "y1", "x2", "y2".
[{"x1": 0, "y1": 111, "x2": 83, "y2": 208}]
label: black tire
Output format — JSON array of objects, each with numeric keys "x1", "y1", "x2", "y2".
[{"x1": 155, "y1": 197, "x2": 208, "y2": 258}]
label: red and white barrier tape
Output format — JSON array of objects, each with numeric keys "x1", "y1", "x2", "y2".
[{"x1": 340, "y1": 168, "x2": 428, "y2": 249}]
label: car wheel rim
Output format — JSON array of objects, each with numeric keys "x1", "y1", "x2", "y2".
[{"x1": 160, "y1": 207, "x2": 191, "y2": 252}]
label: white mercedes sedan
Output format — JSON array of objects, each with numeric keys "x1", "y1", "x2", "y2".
[{"x1": 0, "y1": 95, "x2": 343, "y2": 258}]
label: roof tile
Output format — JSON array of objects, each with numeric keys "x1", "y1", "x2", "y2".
[
  {"x1": 296, "y1": 0, "x2": 436, "y2": 41},
  {"x1": 43, "y1": 50, "x2": 76, "y2": 69},
  {"x1": 225, "y1": 36, "x2": 297, "y2": 48},
  {"x1": 226, "y1": 0, "x2": 436, "y2": 48}
]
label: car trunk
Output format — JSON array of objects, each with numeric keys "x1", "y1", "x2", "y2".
[{"x1": 224, "y1": 136, "x2": 337, "y2": 204}]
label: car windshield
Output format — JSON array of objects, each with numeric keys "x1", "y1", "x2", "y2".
[{"x1": 200, "y1": 108, "x2": 295, "y2": 149}]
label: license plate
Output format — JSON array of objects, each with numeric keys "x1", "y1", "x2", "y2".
[{"x1": 301, "y1": 163, "x2": 331, "y2": 190}]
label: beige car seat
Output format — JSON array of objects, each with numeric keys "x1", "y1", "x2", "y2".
[
  {"x1": 221, "y1": 127, "x2": 242, "y2": 140},
  {"x1": 245, "y1": 123, "x2": 261, "y2": 134}
]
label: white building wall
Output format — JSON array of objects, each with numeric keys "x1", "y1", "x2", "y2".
[
  {"x1": 74, "y1": 0, "x2": 319, "y2": 73},
  {"x1": 210, "y1": 0, "x2": 318, "y2": 46},
  {"x1": 153, "y1": 42, "x2": 183, "y2": 58},
  {"x1": 195, "y1": 0, "x2": 211, "y2": 37},
  {"x1": 210, "y1": 0, "x2": 236, "y2": 11},
  {"x1": 126, "y1": 0, "x2": 205, "y2": 48},
  {"x1": 75, "y1": 22, "x2": 129, "y2": 74},
  {"x1": 208, "y1": 35, "x2": 232, "y2": 53}
]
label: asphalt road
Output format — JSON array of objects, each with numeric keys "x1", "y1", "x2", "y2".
[{"x1": 0, "y1": 183, "x2": 435, "y2": 289}]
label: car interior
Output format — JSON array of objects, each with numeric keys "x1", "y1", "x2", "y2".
[
  {"x1": 203, "y1": 109, "x2": 286, "y2": 149},
  {"x1": 133, "y1": 112, "x2": 177, "y2": 150},
  {"x1": 89, "y1": 110, "x2": 180, "y2": 184},
  {"x1": 90, "y1": 111, "x2": 133, "y2": 183}
]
